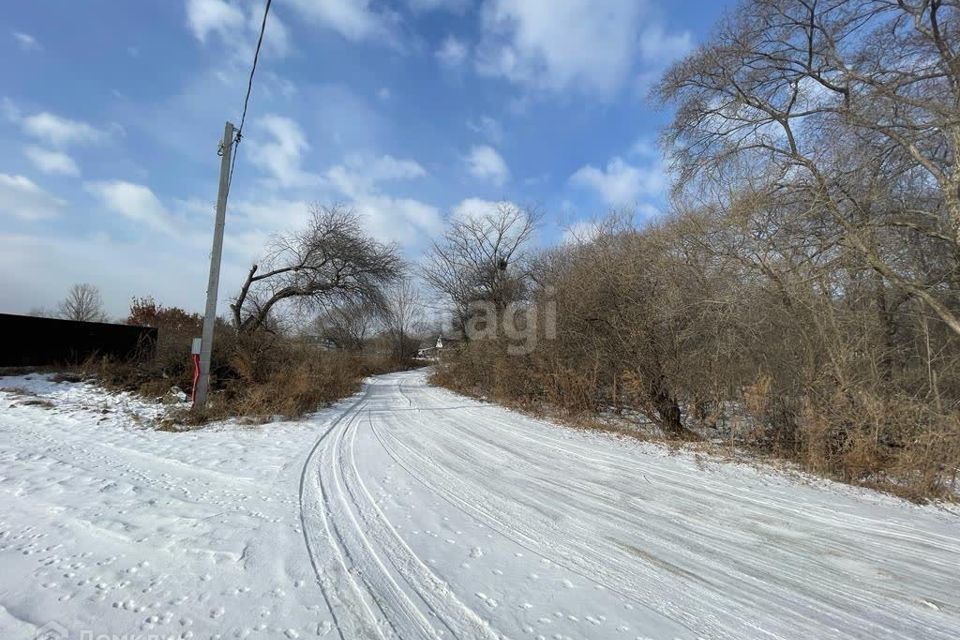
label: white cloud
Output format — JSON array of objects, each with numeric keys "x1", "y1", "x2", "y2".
[
  {"x1": 12, "y1": 31, "x2": 41, "y2": 52},
  {"x1": 451, "y1": 197, "x2": 516, "y2": 222},
  {"x1": 24, "y1": 146, "x2": 80, "y2": 176},
  {"x1": 186, "y1": 0, "x2": 244, "y2": 42},
  {"x1": 187, "y1": 0, "x2": 290, "y2": 57},
  {"x1": 474, "y1": 0, "x2": 691, "y2": 98},
  {"x1": 248, "y1": 4, "x2": 291, "y2": 56},
  {"x1": 0, "y1": 231, "x2": 222, "y2": 318},
  {"x1": 638, "y1": 25, "x2": 693, "y2": 64},
  {"x1": 636, "y1": 202, "x2": 662, "y2": 218},
  {"x1": 0, "y1": 174, "x2": 65, "y2": 220},
  {"x1": 465, "y1": 145, "x2": 509, "y2": 186},
  {"x1": 21, "y1": 112, "x2": 104, "y2": 147},
  {"x1": 436, "y1": 35, "x2": 469, "y2": 68},
  {"x1": 475, "y1": 0, "x2": 642, "y2": 96},
  {"x1": 569, "y1": 156, "x2": 665, "y2": 206},
  {"x1": 365, "y1": 154, "x2": 428, "y2": 181},
  {"x1": 353, "y1": 194, "x2": 442, "y2": 245},
  {"x1": 561, "y1": 219, "x2": 602, "y2": 245},
  {"x1": 326, "y1": 154, "x2": 427, "y2": 198},
  {"x1": 230, "y1": 197, "x2": 310, "y2": 231},
  {"x1": 377, "y1": 87, "x2": 391, "y2": 101},
  {"x1": 467, "y1": 115, "x2": 503, "y2": 144},
  {"x1": 320, "y1": 154, "x2": 437, "y2": 245},
  {"x1": 247, "y1": 114, "x2": 319, "y2": 188},
  {"x1": 283, "y1": 0, "x2": 396, "y2": 44},
  {"x1": 635, "y1": 25, "x2": 693, "y2": 91},
  {"x1": 85, "y1": 181, "x2": 176, "y2": 235},
  {"x1": 629, "y1": 137, "x2": 659, "y2": 158}
]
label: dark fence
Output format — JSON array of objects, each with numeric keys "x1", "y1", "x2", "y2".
[{"x1": 0, "y1": 313, "x2": 157, "y2": 367}]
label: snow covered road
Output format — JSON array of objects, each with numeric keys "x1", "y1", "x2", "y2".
[{"x1": 1, "y1": 370, "x2": 958, "y2": 639}]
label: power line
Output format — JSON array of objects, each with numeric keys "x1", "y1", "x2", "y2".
[
  {"x1": 238, "y1": 0, "x2": 272, "y2": 138},
  {"x1": 227, "y1": 0, "x2": 273, "y2": 191}
]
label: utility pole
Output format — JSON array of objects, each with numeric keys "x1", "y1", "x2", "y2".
[{"x1": 195, "y1": 121, "x2": 235, "y2": 408}]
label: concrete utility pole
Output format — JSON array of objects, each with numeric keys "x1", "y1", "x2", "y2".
[{"x1": 195, "y1": 121, "x2": 235, "y2": 408}]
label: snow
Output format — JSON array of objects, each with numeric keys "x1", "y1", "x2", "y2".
[{"x1": 1, "y1": 370, "x2": 959, "y2": 640}]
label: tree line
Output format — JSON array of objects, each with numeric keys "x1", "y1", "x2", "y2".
[{"x1": 426, "y1": 0, "x2": 960, "y2": 499}]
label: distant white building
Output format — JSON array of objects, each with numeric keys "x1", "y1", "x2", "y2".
[{"x1": 416, "y1": 334, "x2": 462, "y2": 359}]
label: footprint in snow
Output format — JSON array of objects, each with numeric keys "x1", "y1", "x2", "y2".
[{"x1": 474, "y1": 592, "x2": 499, "y2": 609}]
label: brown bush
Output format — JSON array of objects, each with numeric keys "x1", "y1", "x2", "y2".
[
  {"x1": 176, "y1": 334, "x2": 407, "y2": 424},
  {"x1": 72, "y1": 297, "x2": 414, "y2": 426},
  {"x1": 427, "y1": 211, "x2": 960, "y2": 501},
  {"x1": 798, "y1": 389, "x2": 960, "y2": 500},
  {"x1": 126, "y1": 297, "x2": 204, "y2": 392}
]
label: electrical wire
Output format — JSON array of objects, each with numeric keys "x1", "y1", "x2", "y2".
[
  {"x1": 237, "y1": 0, "x2": 272, "y2": 138},
  {"x1": 227, "y1": 0, "x2": 272, "y2": 192}
]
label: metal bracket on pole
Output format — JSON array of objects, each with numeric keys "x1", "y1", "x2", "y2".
[{"x1": 195, "y1": 121, "x2": 235, "y2": 408}]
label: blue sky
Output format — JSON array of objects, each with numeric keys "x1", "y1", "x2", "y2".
[{"x1": 0, "y1": 0, "x2": 732, "y2": 318}]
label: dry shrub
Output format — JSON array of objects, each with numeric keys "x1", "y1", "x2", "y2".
[
  {"x1": 226, "y1": 349, "x2": 366, "y2": 419},
  {"x1": 88, "y1": 309, "x2": 410, "y2": 425},
  {"x1": 427, "y1": 209, "x2": 960, "y2": 500},
  {"x1": 538, "y1": 365, "x2": 598, "y2": 414},
  {"x1": 743, "y1": 374, "x2": 772, "y2": 418},
  {"x1": 431, "y1": 342, "x2": 541, "y2": 407},
  {"x1": 429, "y1": 342, "x2": 492, "y2": 397},
  {"x1": 174, "y1": 333, "x2": 405, "y2": 424},
  {"x1": 798, "y1": 389, "x2": 960, "y2": 499},
  {"x1": 126, "y1": 297, "x2": 204, "y2": 391}
]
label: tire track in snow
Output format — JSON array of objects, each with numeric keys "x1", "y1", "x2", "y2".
[
  {"x1": 412, "y1": 378, "x2": 960, "y2": 556},
  {"x1": 371, "y1": 372, "x2": 960, "y2": 640},
  {"x1": 405, "y1": 406, "x2": 954, "y2": 625},
  {"x1": 408, "y1": 376, "x2": 960, "y2": 565},
  {"x1": 299, "y1": 389, "x2": 384, "y2": 640},
  {"x1": 299, "y1": 380, "x2": 508, "y2": 639},
  {"x1": 372, "y1": 414, "x2": 720, "y2": 640},
  {"x1": 342, "y1": 410, "x2": 504, "y2": 639}
]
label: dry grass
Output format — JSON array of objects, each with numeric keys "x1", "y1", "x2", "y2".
[
  {"x1": 432, "y1": 342, "x2": 959, "y2": 502},
  {"x1": 796, "y1": 390, "x2": 960, "y2": 501},
  {"x1": 77, "y1": 328, "x2": 417, "y2": 426}
]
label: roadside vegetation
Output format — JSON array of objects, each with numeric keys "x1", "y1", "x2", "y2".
[
  {"x1": 428, "y1": 0, "x2": 960, "y2": 501},
  {"x1": 86, "y1": 205, "x2": 426, "y2": 424}
]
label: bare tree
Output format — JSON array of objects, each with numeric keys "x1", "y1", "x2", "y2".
[
  {"x1": 423, "y1": 202, "x2": 540, "y2": 337},
  {"x1": 657, "y1": 0, "x2": 960, "y2": 336},
  {"x1": 58, "y1": 283, "x2": 108, "y2": 322},
  {"x1": 313, "y1": 301, "x2": 382, "y2": 351},
  {"x1": 232, "y1": 204, "x2": 404, "y2": 334},
  {"x1": 383, "y1": 277, "x2": 423, "y2": 360}
]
